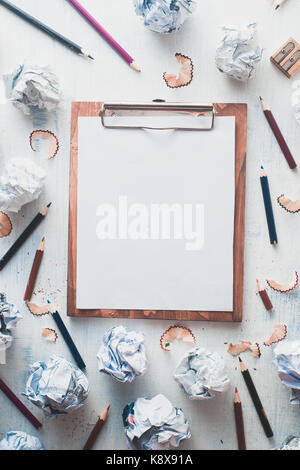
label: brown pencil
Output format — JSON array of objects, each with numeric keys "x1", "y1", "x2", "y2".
[
  {"x1": 0, "y1": 377, "x2": 42, "y2": 429},
  {"x1": 234, "y1": 387, "x2": 247, "y2": 450},
  {"x1": 24, "y1": 237, "x2": 45, "y2": 301},
  {"x1": 256, "y1": 279, "x2": 273, "y2": 311},
  {"x1": 83, "y1": 405, "x2": 110, "y2": 450},
  {"x1": 259, "y1": 97, "x2": 296, "y2": 169}
]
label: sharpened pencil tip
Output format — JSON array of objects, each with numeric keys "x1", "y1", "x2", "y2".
[
  {"x1": 261, "y1": 165, "x2": 264, "y2": 169},
  {"x1": 235, "y1": 387, "x2": 238, "y2": 393},
  {"x1": 238, "y1": 356, "x2": 242, "y2": 362},
  {"x1": 42, "y1": 237, "x2": 45, "y2": 242},
  {"x1": 47, "y1": 203, "x2": 52, "y2": 208},
  {"x1": 88, "y1": 54, "x2": 95, "y2": 60},
  {"x1": 275, "y1": 4, "x2": 280, "y2": 9}
]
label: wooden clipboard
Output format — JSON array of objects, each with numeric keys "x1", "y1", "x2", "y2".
[{"x1": 68, "y1": 102, "x2": 247, "y2": 322}]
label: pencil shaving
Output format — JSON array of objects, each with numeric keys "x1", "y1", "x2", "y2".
[
  {"x1": 267, "y1": 271, "x2": 298, "y2": 293},
  {"x1": 42, "y1": 328, "x2": 58, "y2": 343},
  {"x1": 277, "y1": 195, "x2": 300, "y2": 213},
  {"x1": 228, "y1": 341, "x2": 261, "y2": 358},
  {"x1": 26, "y1": 301, "x2": 56, "y2": 317},
  {"x1": 0, "y1": 212, "x2": 12, "y2": 238},
  {"x1": 160, "y1": 325, "x2": 196, "y2": 351},
  {"x1": 163, "y1": 53, "x2": 193, "y2": 88},
  {"x1": 264, "y1": 324, "x2": 287, "y2": 346},
  {"x1": 30, "y1": 130, "x2": 59, "y2": 160}
]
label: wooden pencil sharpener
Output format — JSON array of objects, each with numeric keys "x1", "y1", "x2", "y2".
[{"x1": 271, "y1": 38, "x2": 300, "y2": 78}]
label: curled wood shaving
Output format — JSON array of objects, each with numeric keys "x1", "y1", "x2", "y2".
[
  {"x1": 228, "y1": 341, "x2": 261, "y2": 358},
  {"x1": 163, "y1": 53, "x2": 194, "y2": 89},
  {"x1": 26, "y1": 301, "x2": 56, "y2": 317},
  {"x1": 277, "y1": 195, "x2": 300, "y2": 214},
  {"x1": 264, "y1": 324, "x2": 287, "y2": 346},
  {"x1": 160, "y1": 325, "x2": 196, "y2": 351},
  {"x1": 30, "y1": 130, "x2": 59, "y2": 160},
  {"x1": 0, "y1": 212, "x2": 12, "y2": 238},
  {"x1": 42, "y1": 328, "x2": 58, "y2": 342},
  {"x1": 266, "y1": 271, "x2": 298, "y2": 293}
]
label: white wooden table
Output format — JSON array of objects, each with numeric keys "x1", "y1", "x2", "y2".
[{"x1": 1, "y1": 0, "x2": 300, "y2": 451}]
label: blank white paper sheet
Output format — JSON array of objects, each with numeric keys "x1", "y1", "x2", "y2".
[{"x1": 76, "y1": 116, "x2": 236, "y2": 311}]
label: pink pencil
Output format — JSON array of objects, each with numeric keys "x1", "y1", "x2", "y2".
[{"x1": 67, "y1": 0, "x2": 141, "y2": 72}]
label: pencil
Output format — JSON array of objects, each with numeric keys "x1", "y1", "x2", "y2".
[
  {"x1": 0, "y1": 377, "x2": 42, "y2": 429},
  {"x1": 239, "y1": 358, "x2": 273, "y2": 438},
  {"x1": 48, "y1": 301, "x2": 86, "y2": 370},
  {"x1": 24, "y1": 237, "x2": 45, "y2": 301},
  {"x1": 260, "y1": 166, "x2": 278, "y2": 245},
  {"x1": 0, "y1": 0, "x2": 93, "y2": 59},
  {"x1": 275, "y1": 0, "x2": 289, "y2": 10},
  {"x1": 259, "y1": 97, "x2": 296, "y2": 169},
  {"x1": 234, "y1": 387, "x2": 246, "y2": 450},
  {"x1": 256, "y1": 279, "x2": 273, "y2": 311},
  {"x1": 83, "y1": 405, "x2": 110, "y2": 450},
  {"x1": 0, "y1": 204, "x2": 51, "y2": 271},
  {"x1": 67, "y1": 0, "x2": 140, "y2": 71}
]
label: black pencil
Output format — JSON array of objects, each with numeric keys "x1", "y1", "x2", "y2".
[
  {"x1": 48, "y1": 301, "x2": 86, "y2": 370},
  {"x1": 239, "y1": 357, "x2": 273, "y2": 438},
  {"x1": 260, "y1": 166, "x2": 278, "y2": 245},
  {"x1": 0, "y1": 204, "x2": 51, "y2": 271},
  {"x1": 0, "y1": 0, "x2": 94, "y2": 59}
]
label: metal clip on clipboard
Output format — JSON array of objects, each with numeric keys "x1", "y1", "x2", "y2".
[{"x1": 100, "y1": 101, "x2": 215, "y2": 131}]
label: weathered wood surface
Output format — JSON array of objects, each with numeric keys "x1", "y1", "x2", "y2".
[{"x1": 1, "y1": 0, "x2": 300, "y2": 451}]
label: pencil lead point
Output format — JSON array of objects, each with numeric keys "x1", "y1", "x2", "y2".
[
  {"x1": 261, "y1": 165, "x2": 264, "y2": 169},
  {"x1": 275, "y1": 4, "x2": 280, "y2": 9},
  {"x1": 235, "y1": 387, "x2": 238, "y2": 393},
  {"x1": 238, "y1": 356, "x2": 242, "y2": 362},
  {"x1": 47, "y1": 203, "x2": 52, "y2": 208},
  {"x1": 42, "y1": 236, "x2": 45, "y2": 242},
  {"x1": 88, "y1": 54, "x2": 95, "y2": 60}
]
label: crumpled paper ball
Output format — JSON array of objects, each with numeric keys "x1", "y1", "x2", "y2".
[
  {"x1": 292, "y1": 81, "x2": 300, "y2": 127},
  {"x1": 23, "y1": 355, "x2": 89, "y2": 417},
  {"x1": 174, "y1": 347, "x2": 230, "y2": 399},
  {"x1": 0, "y1": 293, "x2": 22, "y2": 353},
  {"x1": 215, "y1": 23, "x2": 262, "y2": 81},
  {"x1": 0, "y1": 431, "x2": 43, "y2": 450},
  {"x1": 274, "y1": 341, "x2": 300, "y2": 404},
  {"x1": 277, "y1": 436, "x2": 300, "y2": 451},
  {"x1": 134, "y1": 0, "x2": 196, "y2": 34},
  {"x1": 123, "y1": 393, "x2": 191, "y2": 450},
  {"x1": 4, "y1": 64, "x2": 60, "y2": 115},
  {"x1": 97, "y1": 325, "x2": 147, "y2": 383},
  {"x1": 0, "y1": 158, "x2": 46, "y2": 213}
]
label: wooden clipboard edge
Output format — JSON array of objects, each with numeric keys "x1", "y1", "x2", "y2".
[{"x1": 67, "y1": 102, "x2": 247, "y2": 322}]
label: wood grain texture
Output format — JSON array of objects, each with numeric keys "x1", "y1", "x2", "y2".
[
  {"x1": 2, "y1": 0, "x2": 300, "y2": 451},
  {"x1": 67, "y1": 102, "x2": 247, "y2": 321}
]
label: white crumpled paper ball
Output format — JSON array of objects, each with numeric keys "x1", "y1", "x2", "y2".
[
  {"x1": 123, "y1": 394, "x2": 191, "y2": 450},
  {"x1": 215, "y1": 23, "x2": 262, "y2": 81},
  {"x1": 0, "y1": 293, "x2": 22, "y2": 354},
  {"x1": 97, "y1": 325, "x2": 147, "y2": 383},
  {"x1": 23, "y1": 355, "x2": 89, "y2": 417},
  {"x1": 174, "y1": 347, "x2": 230, "y2": 399},
  {"x1": 134, "y1": 0, "x2": 196, "y2": 34},
  {"x1": 4, "y1": 64, "x2": 60, "y2": 115},
  {"x1": 0, "y1": 431, "x2": 43, "y2": 450},
  {"x1": 274, "y1": 341, "x2": 300, "y2": 404},
  {"x1": 0, "y1": 158, "x2": 46, "y2": 213}
]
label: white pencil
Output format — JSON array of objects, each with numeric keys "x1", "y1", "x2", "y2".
[{"x1": 275, "y1": 0, "x2": 289, "y2": 10}]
